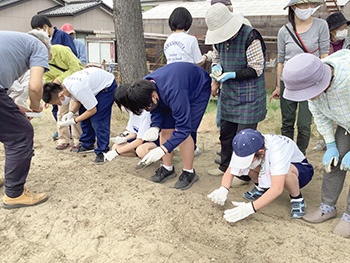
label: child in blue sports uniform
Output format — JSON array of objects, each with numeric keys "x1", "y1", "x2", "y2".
[{"x1": 113, "y1": 62, "x2": 211, "y2": 190}]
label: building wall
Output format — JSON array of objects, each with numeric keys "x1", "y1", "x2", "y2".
[
  {"x1": 49, "y1": 8, "x2": 114, "y2": 33},
  {"x1": 0, "y1": 0, "x2": 57, "y2": 32}
]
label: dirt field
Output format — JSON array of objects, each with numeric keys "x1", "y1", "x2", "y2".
[{"x1": 0, "y1": 105, "x2": 349, "y2": 263}]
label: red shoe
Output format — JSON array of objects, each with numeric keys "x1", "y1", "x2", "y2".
[
  {"x1": 70, "y1": 143, "x2": 82, "y2": 152},
  {"x1": 56, "y1": 143, "x2": 70, "y2": 150}
]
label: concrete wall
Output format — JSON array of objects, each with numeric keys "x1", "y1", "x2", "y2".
[{"x1": 0, "y1": 0, "x2": 56, "y2": 32}]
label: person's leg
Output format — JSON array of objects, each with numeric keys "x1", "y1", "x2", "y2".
[
  {"x1": 160, "y1": 129, "x2": 174, "y2": 166},
  {"x1": 0, "y1": 91, "x2": 33, "y2": 197},
  {"x1": 52, "y1": 104, "x2": 58, "y2": 121},
  {"x1": 179, "y1": 134, "x2": 194, "y2": 170},
  {"x1": 219, "y1": 120, "x2": 238, "y2": 172},
  {"x1": 70, "y1": 100, "x2": 82, "y2": 145},
  {"x1": 216, "y1": 93, "x2": 221, "y2": 132},
  {"x1": 57, "y1": 104, "x2": 70, "y2": 148},
  {"x1": 90, "y1": 82, "x2": 117, "y2": 158},
  {"x1": 333, "y1": 187, "x2": 350, "y2": 238},
  {"x1": 79, "y1": 106, "x2": 96, "y2": 150},
  {"x1": 135, "y1": 142, "x2": 157, "y2": 159},
  {"x1": 296, "y1": 101, "x2": 312, "y2": 155},
  {"x1": 280, "y1": 81, "x2": 297, "y2": 141},
  {"x1": 303, "y1": 126, "x2": 349, "y2": 223},
  {"x1": 0, "y1": 91, "x2": 47, "y2": 208}
]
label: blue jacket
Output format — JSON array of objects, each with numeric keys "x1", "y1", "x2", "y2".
[
  {"x1": 51, "y1": 27, "x2": 78, "y2": 57},
  {"x1": 145, "y1": 62, "x2": 211, "y2": 152}
]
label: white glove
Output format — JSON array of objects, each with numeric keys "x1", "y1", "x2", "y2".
[
  {"x1": 62, "y1": 111, "x2": 74, "y2": 122},
  {"x1": 207, "y1": 186, "x2": 228, "y2": 206},
  {"x1": 143, "y1": 127, "x2": 160, "y2": 141},
  {"x1": 141, "y1": 147, "x2": 165, "y2": 165},
  {"x1": 223, "y1": 201, "x2": 255, "y2": 223},
  {"x1": 103, "y1": 150, "x2": 119, "y2": 161},
  {"x1": 205, "y1": 50, "x2": 214, "y2": 61},
  {"x1": 111, "y1": 136, "x2": 127, "y2": 145},
  {"x1": 58, "y1": 118, "x2": 76, "y2": 127}
]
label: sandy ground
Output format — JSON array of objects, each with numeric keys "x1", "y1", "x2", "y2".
[{"x1": 1, "y1": 105, "x2": 350, "y2": 263}]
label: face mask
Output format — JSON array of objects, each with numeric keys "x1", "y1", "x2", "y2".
[
  {"x1": 146, "y1": 98, "x2": 159, "y2": 112},
  {"x1": 60, "y1": 95, "x2": 70, "y2": 106},
  {"x1": 335, "y1": 29, "x2": 348, "y2": 40},
  {"x1": 249, "y1": 158, "x2": 261, "y2": 170},
  {"x1": 294, "y1": 7, "x2": 314, "y2": 21}
]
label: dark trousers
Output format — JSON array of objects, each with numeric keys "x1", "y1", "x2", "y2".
[
  {"x1": 0, "y1": 90, "x2": 34, "y2": 198},
  {"x1": 219, "y1": 120, "x2": 257, "y2": 172},
  {"x1": 52, "y1": 104, "x2": 58, "y2": 121},
  {"x1": 79, "y1": 80, "x2": 118, "y2": 155},
  {"x1": 280, "y1": 81, "x2": 312, "y2": 155}
]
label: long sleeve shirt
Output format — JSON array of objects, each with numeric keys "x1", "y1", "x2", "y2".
[
  {"x1": 51, "y1": 27, "x2": 78, "y2": 57},
  {"x1": 308, "y1": 49, "x2": 350, "y2": 144},
  {"x1": 43, "y1": 44, "x2": 84, "y2": 84}
]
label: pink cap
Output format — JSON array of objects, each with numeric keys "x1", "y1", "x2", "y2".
[{"x1": 61, "y1": 23, "x2": 75, "y2": 34}]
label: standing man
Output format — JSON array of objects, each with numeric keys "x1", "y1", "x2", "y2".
[
  {"x1": 31, "y1": 15, "x2": 78, "y2": 140},
  {"x1": 205, "y1": 3, "x2": 267, "y2": 184},
  {"x1": 0, "y1": 30, "x2": 50, "y2": 209},
  {"x1": 113, "y1": 62, "x2": 211, "y2": 190},
  {"x1": 61, "y1": 23, "x2": 88, "y2": 66}
]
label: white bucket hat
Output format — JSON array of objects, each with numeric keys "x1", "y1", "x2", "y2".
[{"x1": 205, "y1": 3, "x2": 243, "y2": 45}]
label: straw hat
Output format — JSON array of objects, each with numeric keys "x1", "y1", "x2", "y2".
[
  {"x1": 205, "y1": 3, "x2": 243, "y2": 45},
  {"x1": 284, "y1": 0, "x2": 325, "y2": 10}
]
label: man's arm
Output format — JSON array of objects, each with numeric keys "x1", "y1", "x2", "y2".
[{"x1": 28, "y1": 66, "x2": 45, "y2": 112}]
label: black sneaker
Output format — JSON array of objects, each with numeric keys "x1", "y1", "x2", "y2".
[
  {"x1": 94, "y1": 153, "x2": 105, "y2": 164},
  {"x1": 149, "y1": 166, "x2": 176, "y2": 183},
  {"x1": 76, "y1": 145, "x2": 95, "y2": 154},
  {"x1": 214, "y1": 158, "x2": 221, "y2": 165},
  {"x1": 174, "y1": 170, "x2": 199, "y2": 190}
]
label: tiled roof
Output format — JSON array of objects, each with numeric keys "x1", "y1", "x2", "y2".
[
  {"x1": 0, "y1": 0, "x2": 23, "y2": 9},
  {"x1": 39, "y1": 1, "x2": 112, "y2": 16}
]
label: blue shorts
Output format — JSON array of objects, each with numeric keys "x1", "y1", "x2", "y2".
[{"x1": 292, "y1": 158, "x2": 314, "y2": 189}]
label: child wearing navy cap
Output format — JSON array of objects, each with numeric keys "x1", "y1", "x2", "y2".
[{"x1": 208, "y1": 129, "x2": 314, "y2": 223}]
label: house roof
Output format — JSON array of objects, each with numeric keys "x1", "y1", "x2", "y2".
[
  {"x1": 0, "y1": 0, "x2": 26, "y2": 9},
  {"x1": 39, "y1": 0, "x2": 112, "y2": 17},
  {"x1": 143, "y1": 0, "x2": 350, "y2": 19}
]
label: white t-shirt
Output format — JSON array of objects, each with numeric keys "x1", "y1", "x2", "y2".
[
  {"x1": 164, "y1": 32, "x2": 203, "y2": 64},
  {"x1": 126, "y1": 110, "x2": 152, "y2": 140},
  {"x1": 63, "y1": 67, "x2": 114, "y2": 110},
  {"x1": 230, "y1": 134, "x2": 306, "y2": 188}
]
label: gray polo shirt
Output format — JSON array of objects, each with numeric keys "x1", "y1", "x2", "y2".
[
  {"x1": 277, "y1": 18, "x2": 330, "y2": 64},
  {"x1": 0, "y1": 31, "x2": 49, "y2": 90}
]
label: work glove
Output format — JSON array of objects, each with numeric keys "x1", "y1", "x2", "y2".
[
  {"x1": 143, "y1": 127, "x2": 160, "y2": 141},
  {"x1": 103, "y1": 150, "x2": 119, "y2": 161},
  {"x1": 204, "y1": 50, "x2": 214, "y2": 61},
  {"x1": 323, "y1": 142, "x2": 339, "y2": 173},
  {"x1": 62, "y1": 111, "x2": 74, "y2": 122},
  {"x1": 111, "y1": 136, "x2": 127, "y2": 145},
  {"x1": 340, "y1": 151, "x2": 350, "y2": 171},
  {"x1": 216, "y1": 72, "x2": 236, "y2": 83},
  {"x1": 141, "y1": 147, "x2": 165, "y2": 165},
  {"x1": 207, "y1": 187, "x2": 228, "y2": 206},
  {"x1": 211, "y1": 64, "x2": 222, "y2": 77},
  {"x1": 223, "y1": 201, "x2": 255, "y2": 223},
  {"x1": 58, "y1": 118, "x2": 76, "y2": 127}
]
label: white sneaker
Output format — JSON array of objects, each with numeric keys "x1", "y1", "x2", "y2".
[
  {"x1": 313, "y1": 140, "x2": 326, "y2": 151},
  {"x1": 194, "y1": 147, "x2": 201, "y2": 156}
]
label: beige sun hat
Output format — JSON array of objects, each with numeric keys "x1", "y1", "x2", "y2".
[{"x1": 205, "y1": 3, "x2": 243, "y2": 45}]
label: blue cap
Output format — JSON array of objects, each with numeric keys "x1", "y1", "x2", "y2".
[{"x1": 231, "y1": 129, "x2": 264, "y2": 169}]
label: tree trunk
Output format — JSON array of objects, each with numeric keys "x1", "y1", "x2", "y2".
[{"x1": 113, "y1": 0, "x2": 148, "y2": 84}]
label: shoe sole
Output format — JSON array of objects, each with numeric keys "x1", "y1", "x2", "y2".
[
  {"x1": 175, "y1": 174, "x2": 199, "y2": 190},
  {"x1": 150, "y1": 173, "x2": 176, "y2": 183},
  {"x1": 94, "y1": 160, "x2": 106, "y2": 165},
  {"x1": 2, "y1": 196, "x2": 49, "y2": 209}
]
